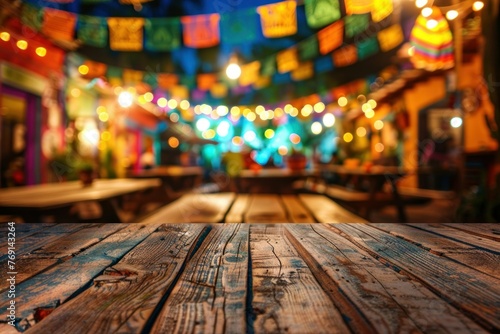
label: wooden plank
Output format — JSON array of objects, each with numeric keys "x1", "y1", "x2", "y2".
[
  {"x1": 330, "y1": 223, "x2": 500, "y2": 332},
  {"x1": 286, "y1": 224, "x2": 487, "y2": 334},
  {"x1": 0, "y1": 224, "x2": 93, "y2": 260},
  {"x1": 25, "y1": 224, "x2": 207, "y2": 334},
  {"x1": 280, "y1": 195, "x2": 315, "y2": 223},
  {"x1": 408, "y1": 223, "x2": 500, "y2": 253},
  {"x1": 225, "y1": 194, "x2": 250, "y2": 223},
  {"x1": 0, "y1": 258, "x2": 58, "y2": 292},
  {"x1": 0, "y1": 223, "x2": 56, "y2": 256},
  {"x1": 299, "y1": 194, "x2": 368, "y2": 223},
  {"x1": 30, "y1": 224, "x2": 125, "y2": 259},
  {"x1": 151, "y1": 224, "x2": 249, "y2": 334},
  {"x1": 442, "y1": 223, "x2": 500, "y2": 242},
  {"x1": 140, "y1": 193, "x2": 235, "y2": 224},
  {"x1": 245, "y1": 195, "x2": 288, "y2": 223},
  {"x1": 250, "y1": 224, "x2": 349, "y2": 334},
  {"x1": 372, "y1": 223, "x2": 500, "y2": 278},
  {"x1": 0, "y1": 222, "x2": 163, "y2": 331}
]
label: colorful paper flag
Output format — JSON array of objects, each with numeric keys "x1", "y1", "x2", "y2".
[
  {"x1": 377, "y1": 24, "x2": 404, "y2": 52},
  {"x1": 356, "y1": 37, "x2": 379, "y2": 60},
  {"x1": 318, "y1": 21, "x2": 344, "y2": 55},
  {"x1": 298, "y1": 36, "x2": 319, "y2": 61},
  {"x1": 78, "y1": 16, "x2": 108, "y2": 48},
  {"x1": 42, "y1": 8, "x2": 77, "y2": 41},
  {"x1": 220, "y1": 9, "x2": 258, "y2": 44},
  {"x1": 304, "y1": 0, "x2": 341, "y2": 28},
  {"x1": 210, "y1": 82, "x2": 228, "y2": 98},
  {"x1": 344, "y1": 14, "x2": 369, "y2": 38},
  {"x1": 181, "y1": 14, "x2": 220, "y2": 48},
  {"x1": 261, "y1": 56, "x2": 277, "y2": 77},
  {"x1": 372, "y1": 0, "x2": 393, "y2": 22},
  {"x1": 239, "y1": 61, "x2": 261, "y2": 87},
  {"x1": 81, "y1": 60, "x2": 107, "y2": 78},
  {"x1": 344, "y1": 0, "x2": 373, "y2": 15},
  {"x1": 108, "y1": 18, "x2": 145, "y2": 51},
  {"x1": 257, "y1": 1, "x2": 297, "y2": 38},
  {"x1": 197, "y1": 73, "x2": 218, "y2": 91},
  {"x1": 157, "y1": 74, "x2": 179, "y2": 90},
  {"x1": 21, "y1": 3, "x2": 43, "y2": 31},
  {"x1": 253, "y1": 76, "x2": 271, "y2": 89},
  {"x1": 291, "y1": 62, "x2": 314, "y2": 81},
  {"x1": 277, "y1": 48, "x2": 299, "y2": 73},
  {"x1": 332, "y1": 45, "x2": 358, "y2": 67},
  {"x1": 123, "y1": 69, "x2": 143, "y2": 85},
  {"x1": 144, "y1": 18, "x2": 181, "y2": 51}
]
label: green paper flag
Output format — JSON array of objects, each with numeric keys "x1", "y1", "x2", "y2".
[
  {"x1": 356, "y1": 37, "x2": 379, "y2": 60},
  {"x1": 304, "y1": 0, "x2": 341, "y2": 29},
  {"x1": 261, "y1": 55, "x2": 276, "y2": 77},
  {"x1": 21, "y1": 4, "x2": 43, "y2": 31},
  {"x1": 144, "y1": 18, "x2": 181, "y2": 51},
  {"x1": 344, "y1": 14, "x2": 369, "y2": 38},
  {"x1": 298, "y1": 36, "x2": 319, "y2": 61},
  {"x1": 78, "y1": 16, "x2": 108, "y2": 48}
]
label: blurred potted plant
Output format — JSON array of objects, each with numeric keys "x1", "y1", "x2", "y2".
[{"x1": 76, "y1": 160, "x2": 95, "y2": 187}]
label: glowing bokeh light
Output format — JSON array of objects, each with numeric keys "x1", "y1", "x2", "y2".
[
  {"x1": 168, "y1": 137, "x2": 179, "y2": 148},
  {"x1": 264, "y1": 129, "x2": 275, "y2": 139},
  {"x1": 343, "y1": 132, "x2": 353, "y2": 142},
  {"x1": 323, "y1": 113, "x2": 336, "y2": 127},
  {"x1": 157, "y1": 97, "x2": 168, "y2": 108},
  {"x1": 226, "y1": 63, "x2": 241, "y2": 79},
  {"x1": 244, "y1": 130, "x2": 256, "y2": 142},
  {"x1": 196, "y1": 118, "x2": 210, "y2": 131},
  {"x1": 375, "y1": 143, "x2": 385, "y2": 152},
  {"x1": 118, "y1": 91, "x2": 133, "y2": 108},
  {"x1": 374, "y1": 120, "x2": 384, "y2": 130},
  {"x1": 450, "y1": 117, "x2": 463, "y2": 128},
  {"x1": 311, "y1": 122, "x2": 323, "y2": 134},
  {"x1": 289, "y1": 133, "x2": 301, "y2": 144},
  {"x1": 36, "y1": 47, "x2": 46, "y2": 57},
  {"x1": 278, "y1": 146, "x2": 288, "y2": 155},
  {"x1": 356, "y1": 127, "x2": 367, "y2": 137},
  {"x1": 338, "y1": 96, "x2": 348, "y2": 107}
]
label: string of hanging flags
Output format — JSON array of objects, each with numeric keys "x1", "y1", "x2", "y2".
[{"x1": 20, "y1": 0, "x2": 394, "y2": 52}]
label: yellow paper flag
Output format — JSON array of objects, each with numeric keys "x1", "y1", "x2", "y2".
[
  {"x1": 378, "y1": 24, "x2": 404, "y2": 52},
  {"x1": 108, "y1": 18, "x2": 145, "y2": 51},
  {"x1": 258, "y1": 1, "x2": 297, "y2": 38}
]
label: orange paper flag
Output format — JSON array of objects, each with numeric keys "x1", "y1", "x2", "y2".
[
  {"x1": 332, "y1": 45, "x2": 358, "y2": 67},
  {"x1": 197, "y1": 73, "x2": 218, "y2": 91},
  {"x1": 157, "y1": 74, "x2": 179, "y2": 90},
  {"x1": 318, "y1": 21, "x2": 344, "y2": 55},
  {"x1": 42, "y1": 8, "x2": 77, "y2": 41},
  {"x1": 181, "y1": 14, "x2": 220, "y2": 48},
  {"x1": 123, "y1": 69, "x2": 144, "y2": 85}
]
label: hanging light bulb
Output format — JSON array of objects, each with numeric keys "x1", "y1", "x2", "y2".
[
  {"x1": 446, "y1": 10, "x2": 459, "y2": 20},
  {"x1": 118, "y1": 91, "x2": 133, "y2": 108},
  {"x1": 226, "y1": 54, "x2": 241, "y2": 80}
]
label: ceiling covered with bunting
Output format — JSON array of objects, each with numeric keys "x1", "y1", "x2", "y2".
[{"x1": 1, "y1": 0, "x2": 424, "y2": 108}]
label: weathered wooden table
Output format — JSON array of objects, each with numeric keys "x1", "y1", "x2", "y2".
[
  {"x1": 0, "y1": 178, "x2": 162, "y2": 223},
  {"x1": 0, "y1": 193, "x2": 498, "y2": 333}
]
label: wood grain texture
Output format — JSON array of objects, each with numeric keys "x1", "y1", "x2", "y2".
[
  {"x1": 245, "y1": 195, "x2": 287, "y2": 223},
  {"x1": 151, "y1": 224, "x2": 249, "y2": 334},
  {"x1": 140, "y1": 193, "x2": 235, "y2": 224},
  {"x1": 442, "y1": 223, "x2": 500, "y2": 242},
  {"x1": 0, "y1": 224, "x2": 93, "y2": 260},
  {"x1": 287, "y1": 224, "x2": 486, "y2": 334},
  {"x1": 299, "y1": 194, "x2": 369, "y2": 223},
  {"x1": 408, "y1": 224, "x2": 500, "y2": 253},
  {"x1": 280, "y1": 195, "x2": 315, "y2": 223},
  {"x1": 225, "y1": 194, "x2": 250, "y2": 224},
  {"x1": 27, "y1": 224, "x2": 207, "y2": 334},
  {"x1": 372, "y1": 223, "x2": 500, "y2": 277},
  {"x1": 250, "y1": 224, "x2": 349, "y2": 334},
  {"x1": 0, "y1": 222, "x2": 164, "y2": 331},
  {"x1": 330, "y1": 223, "x2": 500, "y2": 332}
]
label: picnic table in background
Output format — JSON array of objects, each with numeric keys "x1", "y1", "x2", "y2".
[
  {"x1": 0, "y1": 216, "x2": 498, "y2": 333},
  {"x1": 0, "y1": 178, "x2": 161, "y2": 223},
  {"x1": 315, "y1": 164, "x2": 408, "y2": 222}
]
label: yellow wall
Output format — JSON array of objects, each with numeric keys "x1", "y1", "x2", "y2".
[
  {"x1": 396, "y1": 53, "x2": 498, "y2": 188},
  {"x1": 400, "y1": 76, "x2": 447, "y2": 187},
  {"x1": 458, "y1": 55, "x2": 498, "y2": 153}
]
